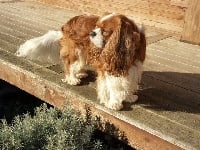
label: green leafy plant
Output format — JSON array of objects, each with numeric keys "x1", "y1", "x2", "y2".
[
  {"x1": 0, "y1": 104, "x2": 103, "y2": 150},
  {"x1": 0, "y1": 80, "x2": 133, "y2": 150},
  {"x1": 0, "y1": 103, "x2": 134, "y2": 150}
]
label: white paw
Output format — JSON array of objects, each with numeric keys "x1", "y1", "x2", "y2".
[
  {"x1": 99, "y1": 99, "x2": 105, "y2": 105},
  {"x1": 76, "y1": 72, "x2": 88, "y2": 79},
  {"x1": 61, "y1": 76, "x2": 81, "y2": 85},
  {"x1": 61, "y1": 78, "x2": 68, "y2": 83},
  {"x1": 98, "y1": 95, "x2": 109, "y2": 105},
  {"x1": 124, "y1": 95, "x2": 138, "y2": 103},
  {"x1": 68, "y1": 78, "x2": 81, "y2": 85},
  {"x1": 105, "y1": 101, "x2": 123, "y2": 111}
]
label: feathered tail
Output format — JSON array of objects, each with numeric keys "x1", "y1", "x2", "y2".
[{"x1": 15, "y1": 30, "x2": 62, "y2": 64}]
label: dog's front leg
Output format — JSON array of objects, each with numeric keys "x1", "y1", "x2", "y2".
[{"x1": 61, "y1": 60, "x2": 81, "y2": 85}]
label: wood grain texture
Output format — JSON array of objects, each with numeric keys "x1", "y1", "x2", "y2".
[
  {"x1": 170, "y1": 0, "x2": 189, "y2": 7},
  {"x1": 181, "y1": 0, "x2": 200, "y2": 45},
  {"x1": 36, "y1": 0, "x2": 188, "y2": 36},
  {"x1": 0, "y1": 1, "x2": 200, "y2": 149}
]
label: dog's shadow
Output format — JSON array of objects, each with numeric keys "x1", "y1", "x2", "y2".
[
  {"x1": 79, "y1": 70, "x2": 97, "y2": 86},
  {"x1": 48, "y1": 64, "x2": 200, "y2": 113},
  {"x1": 135, "y1": 71, "x2": 200, "y2": 114},
  {"x1": 121, "y1": 102, "x2": 135, "y2": 111},
  {"x1": 81, "y1": 70, "x2": 200, "y2": 113},
  {"x1": 85, "y1": 107, "x2": 134, "y2": 149}
]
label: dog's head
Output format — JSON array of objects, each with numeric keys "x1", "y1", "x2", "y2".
[{"x1": 90, "y1": 13, "x2": 146, "y2": 75}]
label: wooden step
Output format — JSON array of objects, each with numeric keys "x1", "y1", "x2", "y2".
[{"x1": 0, "y1": 1, "x2": 199, "y2": 150}]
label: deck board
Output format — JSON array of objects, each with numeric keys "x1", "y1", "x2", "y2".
[{"x1": 0, "y1": 1, "x2": 199, "y2": 150}]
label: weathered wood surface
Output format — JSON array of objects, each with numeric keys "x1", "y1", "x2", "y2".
[
  {"x1": 36, "y1": 0, "x2": 188, "y2": 37},
  {"x1": 181, "y1": 0, "x2": 200, "y2": 45},
  {"x1": 0, "y1": 1, "x2": 200, "y2": 150}
]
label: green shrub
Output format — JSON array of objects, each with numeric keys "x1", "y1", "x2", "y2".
[
  {"x1": 0, "y1": 81, "x2": 133, "y2": 150},
  {"x1": 0, "y1": 104, "x2": 103, "y2": 150}
]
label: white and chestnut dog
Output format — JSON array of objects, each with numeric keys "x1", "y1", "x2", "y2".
[
  {"x1": 16, "y1": 13, "x2": 146, "y2": 110},
  {"x1": 90, "y1": 13, "x2": 146, "y2": 110}
]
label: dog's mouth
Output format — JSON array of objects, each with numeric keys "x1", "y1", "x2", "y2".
[
  {"x1": 98, "y1": 40, "x2": 106, "y2": 50},
  {"x1": 90, "y1": 38, "x2": 106, "y2": 50}
]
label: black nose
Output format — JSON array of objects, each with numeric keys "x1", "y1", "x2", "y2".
[{"x1": 90, "y1": 31, "x2": 96, "y2": 37}]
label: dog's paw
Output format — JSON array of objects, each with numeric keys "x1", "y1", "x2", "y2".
[
  {"x1": 68, "y1": 78, "x2": 81, "y2": 85},
  {"x1": 61, "y1": 76, "x2": 81, "y2": 85},
  {"x1": 61, "y1": 78, "x2": 68, "y2": 83},
  {"x1": 76, "y1": 72, "x2": 88, "y2": 79},
  {"x1": 124, "y1": 95, "x2": 138, "y2": 103},
  {"x1": 99, "y1": 100, "x2": 104, "y2": 105},
  {"x1": 105, "y1": 101, "x2": 123, "y2": 111}
]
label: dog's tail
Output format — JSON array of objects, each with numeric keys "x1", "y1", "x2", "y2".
[{"x1": 15, "y1": 30, "x2": 63, "y2": 64}]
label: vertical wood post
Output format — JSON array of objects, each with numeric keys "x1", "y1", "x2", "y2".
[{"x1": 181, "y1": 0, "x2": 200, "y2": 45}]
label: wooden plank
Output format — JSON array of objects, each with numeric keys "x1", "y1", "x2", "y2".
[
  {"x1": 181, "y1": 0, "x2": 200, "y2": 45},
  {"x1": 149, "y1": 0, "x2": 170, "y2": 4},
  {"x1": 149, "y1": 2, "x2": 185, "y2": 20},
  {"x1": 170, "y1": 0, "x2": 189, "y2": 8},
  {"x1": 1, "y1": 1, "x2": 200, "y2": 149},
  {"x1": 37, "y1": 0, "x2": 186, "y2": 35},
  {"x1": 0, "y1": 48, "x2": 183, "y2": 150}
]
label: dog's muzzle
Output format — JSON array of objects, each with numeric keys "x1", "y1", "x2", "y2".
[
  {"x1": 90, "y1": 28, "x2": 104, "y2": 48},
  {"x1": 90, "y1": 31, "x2": 97, "y2": 37}
]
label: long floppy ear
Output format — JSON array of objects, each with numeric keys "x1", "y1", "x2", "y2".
[
  {"x1": 100, "y1": 17, "x2": 141, "y2": 74},
  {"x1": 99, "y1": 18, "x2": 121, "y2": 74},
  {"x1": 118, "y1": 18, "x2": 141, "y2": 66},
  {"x1": 136, "y1": 26, "x2": 146, "y2": 62}
]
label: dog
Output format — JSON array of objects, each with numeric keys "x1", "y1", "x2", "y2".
[
  {"x1": 89, "y1": 13, "x2": 146, "y2": 110},
  {"x1": 16, "y1": 13, "x2": 146, "y2": 110}
]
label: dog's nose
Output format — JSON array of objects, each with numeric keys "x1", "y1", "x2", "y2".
[{"x1": 90, "y1": 31, "x2": 96, "y2": 37}]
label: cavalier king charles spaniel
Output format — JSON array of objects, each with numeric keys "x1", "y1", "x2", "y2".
[
  {"x1": 90, "y1": 13, "x2": 146, "y2": 110},
  {"x1": 16, "y1": 13, "x2": 146, "y2": 110}
]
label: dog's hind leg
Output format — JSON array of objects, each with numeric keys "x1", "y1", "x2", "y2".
[{"x1": 61, "y1": 48, "x2": 87, "y2": 85}]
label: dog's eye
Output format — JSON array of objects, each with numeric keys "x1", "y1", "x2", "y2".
[{"x1": 102, "y1": 29, "x2": 109, "y2": 36}]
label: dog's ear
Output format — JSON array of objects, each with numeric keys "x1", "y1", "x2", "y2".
[
  {"x1": 136, "y1": 26, "x2": 146, "y2": 62},
  {"x1": 99, "y1": 16, "x2": 146, "y2": 74},
  {"x1": 99, "y1": 17, "x2": 122, "y2": 73},
  {"x1": 116, "y1": 17, "x2": 141, "y2": 68},
  {"x1": 99, "y1": 16, "x2": 137, "y2": 74},
  {"x1": 119, "y1": 18, "x2": 146, "y2": 64}
]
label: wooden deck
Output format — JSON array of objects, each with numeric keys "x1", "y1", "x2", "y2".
[{"x1": 0, "y1": 1, "x2": 199, "y2": 150}]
